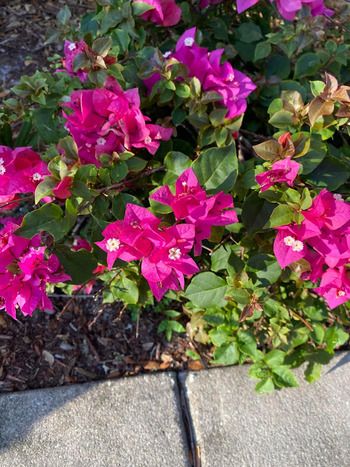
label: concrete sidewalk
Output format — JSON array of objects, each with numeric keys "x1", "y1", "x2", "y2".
[{"x1": 0, "y1": 353, "x2": 350, "y2": 467}]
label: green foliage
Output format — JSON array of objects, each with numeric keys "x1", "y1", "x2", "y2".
[{"x1": 2, "y1": 0, "x2": 350, "y2": 393}]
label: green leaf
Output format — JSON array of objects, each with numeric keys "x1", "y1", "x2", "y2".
[
  {"x1": 92, "y1": 37, "x2": 112, "y2": 57},
  {"x1": 175, "y1": 83, "x2": 191, "y2": 99},
  {"x1": 241, "y1": 192, "x2": 274, "y2": 233},
  {"x1": 57, "y1": 5, "x2": 71, "y2": 25},
  {"x1": 192, "y1": 143, "x2": 238, "y2": 193},
  {"x1": 34, "y1": 177, "x2": 57, "y2": 204},
  {"x1": 273, "y1": 366, "x2": 299, "y2": 388},
  {"x1": 254, "y1": 41, "x2": 272, "y2": 61},
  {"x1": 247, "y1": 254, "x2": 281, "y2": 286},
  {"x1": 185, "y1": 272, "x2": 227, "y2": 308},
  {"x1": 212, "y1": 342, "x2": 239, "y2": 365},
  {"x1": 265, "y1": 349, "x2": 285, "y2": 367},
  {"x1": 265, "y1": 204, "x2": 295, "y2": 228},
  {"x1": 237, "y1": 23, "x2": 263, "y2": 43},
  {"x1": 163, "y1": 151, "x2": 191, "y2": 185},
  {"x1": 294, "y1": 53, "x2": 321, "y2": 79},
  {"x1": 255, "y1": 378, "x2": 275, "y2": 394},
  {"x1": 304, "y1": 362, "x2": 322, "y2": 384},
  {"x1": 16, "y1": 204, "x2": 66, "y2": 241},
  {"x1": 132, "y1": 1, "x2": 154, "y2": 15},
  {"x1": 54, "y1": 246, "x2": 98, "y2": 284},
  {"x1": 306, "y1": 156, "x2": 350, "y2": 191}
]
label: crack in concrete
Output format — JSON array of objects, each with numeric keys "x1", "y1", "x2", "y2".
[{"x1": 176, "y1": 372, "x2": 202, "y2": 467}]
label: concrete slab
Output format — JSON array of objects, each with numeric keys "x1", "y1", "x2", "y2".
[
  {"x1": 181, "y1": 352, "x2": 350, "y2": 467},
  {"x1": 0, "y1": 372, "x2": 190, "y2": 467}
]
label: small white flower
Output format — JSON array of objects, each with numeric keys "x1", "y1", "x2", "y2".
[
  {"x1": 144, "y1": 136, "x2": 152, "y2": 144},
  {"x1": 86, "y1": 143, "x2": 92, "y2": 148},
  {"x1": 106, "y1": 238, "x2": 121, "y2": 252},
  {"x1": 333, "y1": 193, "x2": 343, "y2": 201},
  {"x1": 283, "y1": 236, "x2": 295, "y2": 247},
  {"x1": 0, "y1": 158, "x2": 4, "y2": 165},
  {"x1": 292, "y1": 240, "x2": 304, "y2": 252},
  {"x1": 227, "y1": 73, "x2": 235, "y2": 82},
  {"x1": 182, "y1": 181, "x2": 187, "y2": 187},
  {"x1": 0, "y1": 166, "x2": 6, "y2": 176},
  {"x1": 97, "y1": 137, "x2": 106, "y2": 145},
  {"x1": 184, "y1": 37, "x2": 195, "y2": 47},
  {"x1": 168, "y1": 247, "x2": 182, "y2": 260},
  {"x1": 337, "y1": 290, "x2": 346, "y2": 298},
  {"x1": 32, "y1": 172, "x2": 42, "y2": 181},
  {"x1": 68, "y1": 43, "x2": 77, "y2": 51},
  {"x1": 163, "y1": 51, "x2": 171, "y2": 58}
]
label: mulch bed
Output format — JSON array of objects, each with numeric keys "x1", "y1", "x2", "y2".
[
  {"x1": 0, "y1": 0, "x2": 94, "y2": 90},
  {"x1": 0, "y1": 296, "x2": 207, "y2": 393}
]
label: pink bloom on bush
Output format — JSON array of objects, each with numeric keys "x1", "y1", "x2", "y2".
[
  {"x1": 62, "y1": 40, "x2": 89, "y2": 82},
  {"x1": 314, "y1": 267, "x2": 350, "y2": 309},
  {"x1": 63, "y1": 78, "x2": 173, "y2": 166},
  {"x1": 151, "y1": 168, "x2": 238, "y2": 254},
  {"x1": 0, "y1": 223, "x2": 70, "y2": 318},
  {"x1": 256, "y1": 157, "x2": 300, "y2": 192},
  {"x1": 134, "y1": 0, "x2": 182, "y2": 26},
  {"x1": 145, "y1": 27, "x2": 256, "y2": 120},
  {"x1": 0, "y1": 146, "x2": 48, "y2": 197},
  {"x1": 302, "y1": 189, "x2": 350, "y2": 232},
  {"x1": 237, "y1": 0, "x2": 333, "y2": 19},
  {"x1": 96, "y1": 204, "x2": 160, "y2": 269},
  {"x1": 272, "y1": 190, "x2": 350, "y2": 309},
  {"x1": 141, "y1": 224, "x2": 199, "y2": 300}
]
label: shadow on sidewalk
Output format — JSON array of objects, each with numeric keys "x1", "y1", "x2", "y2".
[{"x1": 0, "y1": 382, "x2": 92, "y2": 453}]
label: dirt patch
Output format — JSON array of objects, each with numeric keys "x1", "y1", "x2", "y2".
[
  {"x1": 0, "y1": 295, "x2": 209, "y2": 392},
  {"x1": 0, "y1": 0, "x2": 93, "y2": 89}
]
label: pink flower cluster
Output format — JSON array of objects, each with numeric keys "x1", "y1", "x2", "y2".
[
  {"x1": 273, "y1": 190, "x2": 350, "y2": 309},
  {"x1": 0, "y1": 220, "x2": 70, "y2": 318},
  {"x1": 200, "y1": 0, "x2": 333, "y2": 19},
  {"x1": 144, "y1": 27, "x2": 256, "y2": 120},
  {"x1": 256, "y1": 157, "x2": 301, "y2": 192},
  {"x1": 63, "y1": 78, "x2": 173, "y2": 166},
  {"x1": 151, "y1": 168, "x2": 238, "y2": 255},
  {"x1": 134, "y1": 0, "x2": 181, "y2": 26},
  {"x1": 0, "y1": 146, "x2": 49, "y2": 210},
  {"x1": 96, "y1": 168, "x2": 238, "y2": 300},
  {"x1": 62, "y1": 40, "x2": 89, "y2": 82}
]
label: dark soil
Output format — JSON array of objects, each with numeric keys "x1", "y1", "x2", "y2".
[
  {"x1": 0, "y1": 296, "x2": 208, "y2": 393},
  {"x1": 0, "y1": 0, "x2": 93, "y2": 90}
]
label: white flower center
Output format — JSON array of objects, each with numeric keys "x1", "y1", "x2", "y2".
[
  {"x1": 86, "y1": 143, "x2": 92, "y2": 148},
  {"x1": 292, "y1": 240, "x2": 304, "y2": 252},
  {"x1": 106, "y1": 238, "x2": 120, "y2": 252},
  {"x1": 184, "y1": 37, "x2": 195, "y2": 47},
  {"x1": 97, "y1": 137, "x2": 106, "y2": 145},
  {"x1": 68, "y1": 43, "x2": 77, "y2": 51},
  {"x1": 283, "y1": 236, "x2": 304, "y2": 252},
  {"x1": 283, "y1": 236, "x2": 295, "y2": 247},
  {"x1": 337, "y1": 290, "x2": 346, "y2": 297},
  {"x1": 163, "y1": 51, "x2": 171, "y2": 58},
  {"x1": 32, "y1": 172, "x2": 42, "y2": 181},
  {"x1": 130, "y1": 221, "x2": 139, "y2": 229},
  {"x1": 0, "y1": 166, "x2": 6, "y2": 176},
  {"x1": 144, "y1": 136, "x2": 152, "y2": 144},
  {"x1": 0, "y1": 158, "x2": 4, "y2": 165},
  {"x1": 227, "y1": 73, "x2": 235, "y2": 82},
  {"x1": 168, "y1": 247, "x2": 181, "y2": 261},
  {"x1": 333, "y1": 193, "x2": 343, "y2": 201}
]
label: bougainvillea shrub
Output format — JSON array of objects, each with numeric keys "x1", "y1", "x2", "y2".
[{"x1": 0, "y1": 0, "x2": 350, "y2": 391}]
